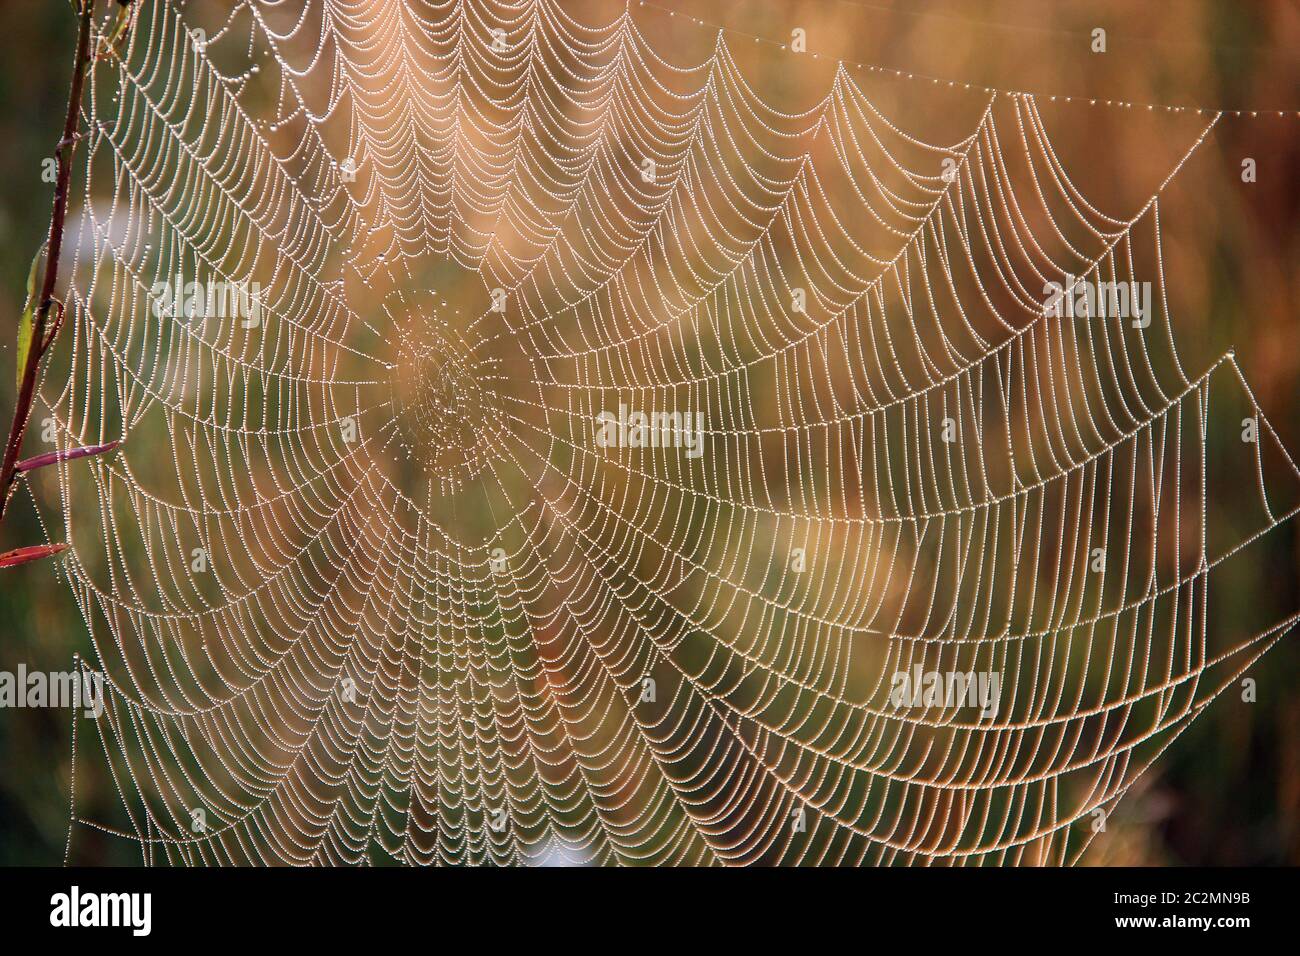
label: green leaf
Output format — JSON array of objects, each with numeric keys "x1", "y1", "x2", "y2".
[{"x1": 15, "y1": 244, "x2": 46, "y2": 391}]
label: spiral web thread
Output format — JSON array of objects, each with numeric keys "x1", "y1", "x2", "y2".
[{"x1": 36, "y1": 0, "x2": 1300, "y2": 865}]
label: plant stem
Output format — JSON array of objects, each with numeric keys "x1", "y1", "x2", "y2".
[{"x1": 0, "y1": 0, "x2": 96, "y2": 525}]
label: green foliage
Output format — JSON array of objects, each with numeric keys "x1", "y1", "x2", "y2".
[{"x1": 14, "y1": 243, "x2": 42, "y2": 390}]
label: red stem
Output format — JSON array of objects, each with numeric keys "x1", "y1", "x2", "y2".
[
  {"x1": 0, "y1": 542, "x2": 69, "y2": 569},
  {"x1": 0, "y1": 0, "x2": 97, "y2": 524},
  {"x1": 16, "y1": 439, "x2": 120, "y2": 474}
]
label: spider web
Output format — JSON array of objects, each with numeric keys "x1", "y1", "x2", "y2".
[{"x1": 35, "y1": 0, "x2": 1300, "y2": 865}]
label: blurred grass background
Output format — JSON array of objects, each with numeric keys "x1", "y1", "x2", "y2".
[{"x1": 0, "y1": 0, "x2": 1297, "y2": 865}]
